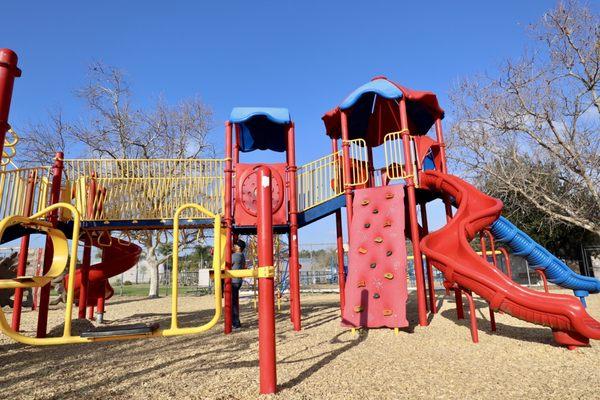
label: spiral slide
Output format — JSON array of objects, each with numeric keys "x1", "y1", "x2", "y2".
[
  {"x1": 490, "y1": 216, "x2": 600, "y2": 303},
  {"x1": 419, "y1": 170, "x2": 600, "y2": 347},
  {"x1": 66, "y1": 235, "x2": 142, "y2": 306}
]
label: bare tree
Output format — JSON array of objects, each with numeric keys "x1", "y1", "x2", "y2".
[
  {"x1": 20, "y1": 62, "x2": 214, "y2": 298},
  {"x1": 449, "y1": 0, "x2": 600, "y2": 238}
]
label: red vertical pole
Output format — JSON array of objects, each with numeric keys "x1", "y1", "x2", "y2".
[
  {"x1": 12, "y1": 170, "x2": 37, "y2": 331},
  {"x1": 398, "y1": 99, "x2": 427, "y2": 327},
  {"x1": 95, "y1": 246, "x2": 106, "y2": 323},
  {"x1": 462, "y1": 289, "x2": 479, "y2": 343},
  {"x1": 36, "y1": 152, "x2": 64, "y2": 338},
  {"x1": 0, "y1": 49, "x2": 21, "y2": 159},
  {"x1": 434, "y1": 119, "x2": 453, "y2": 220},
  {"x1": 78, "y1": 238, "x2": 92, "y2": 318},
  {"x1": 79, "y1": 175, "x2": 96, "y2": 318},
  {"x1": 335, "y1": 210, "x2": 346, "y2": 313},
  {"x1": 419, "y1": 201, "x2": 436, "y2": 314},
  {"x1": 257, "y1": 166, "x2": 277, "y2": 394},
  {"x1": 223, "y1": 122, "x2": 234, "y2": 334},
  {"x1": 286, "y1": 123, "x2": 301, "y2": 331},
  {"x1": 340, "y1": 111, "x2": 354, "y2": 225},
  {"x1": 479, "y1": 232, "x2": 497, "y2": 331},
  {"x1": 536, "y1": 270, "x2": 549, "y2": 293},
  {"x1": 499, "y1": 247, "x2": 512, "y2": 278},
  {"x1": 331, "y1": 139, "x2": 346, "y2": 314},
  {"x1": 484, "y1": 230, "x2": 498, "y2": 267}
]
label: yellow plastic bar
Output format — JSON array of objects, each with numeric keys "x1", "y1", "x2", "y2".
[
  {"x1": 341, "y1": 138, "x2": 369, "y2": 187},
  {"x1": 0, "y1": 202, "x2": 89, "y2": 345},
  {"x1": 162, "y1": 203, "x2": 222, "y2": 336},
  {"x1": 296, "y1": 150, "x2": 343, "y2": 211},
  {"x1": 63, "y1": 158, "x2": 226, "y2": 222}
]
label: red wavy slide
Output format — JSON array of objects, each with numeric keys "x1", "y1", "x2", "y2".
[
  {"x1": 419, "y1": 170, "x2": 600, "y2": 347},
  {"x1": 65, "y1": 235, "x2": 142, "y2": 306}
]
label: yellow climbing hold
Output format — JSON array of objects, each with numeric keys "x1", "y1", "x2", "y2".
[
  {"x1": 358, "y1": 247, "x2": 368, "y2": 254},
  {"x1": 361, "y1": 199, "x2": 370, "y2": 206},
  {"x1": 374, "y1": 237, "x2": 383, "y2": 243},
  {"x1": 383, "y1": 309, "x2": 393, "y2": 316},
  {"x1": 384, "y1": 273, "x2": 394, "y2": 280},
  {"x1": 354, "y1": 305, "x2": 364, "y2": 313}
]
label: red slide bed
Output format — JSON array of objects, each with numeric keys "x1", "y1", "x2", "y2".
[
  {"x1": 65, "y1": 235, "x2": 142, "y2": 306},
  {"x1": 419, "y1": 170, "x2": 600, "y2": 347},
  {"x1": 342, "y1": 185, "x2": 409, "y2": 328}
]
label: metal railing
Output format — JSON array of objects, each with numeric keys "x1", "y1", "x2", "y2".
[
  {"x1": 383, "y1": 130, "x2": 412, "y2": 181},
  {"x1": 0, "y1": 167, "x2": 51, "y2": 219},
  {"x1": 296, "y1": 151, "x2": 343, "y2": 211},
  {"x1": 343, "y1": 138, "x2": 369, "y2": 187},
  {"x1": 64, "y1": 159, "x2": 225, "y2": 221}
]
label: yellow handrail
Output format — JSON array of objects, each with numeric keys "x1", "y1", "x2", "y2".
[
  {"x1": 296, "y1": 151, "x2": 343, "y2": 211},
  {"x1": 64, "y1": 158, "x2": 225, "y2": 221},
  {"x1": 0, "y1": 202, "x2": 88, "y2": 345},
  {"x1": 342, "y1": 138, "x2": 369, "y2": 187},
  {"x1": 383, "y1": 130, "x2": 413, "y2": 181},
  {"x1": 162, "y1": 203, "x2": 223, "y2": 336}
]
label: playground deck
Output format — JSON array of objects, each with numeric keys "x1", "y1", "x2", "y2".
[{"x1": 1, "y1": 289, "x2": 599, "y2": 400}]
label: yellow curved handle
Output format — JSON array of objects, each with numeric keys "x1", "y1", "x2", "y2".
[{"x1": 163, "y1": 203, "x2": 222, "y2": 336}]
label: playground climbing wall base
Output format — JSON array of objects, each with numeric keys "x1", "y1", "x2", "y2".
[{"x1": 342, "y1": 185, "x2": 408, "y2": 328}]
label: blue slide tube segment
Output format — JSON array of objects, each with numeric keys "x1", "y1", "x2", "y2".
[{"x1": 490, "y1": 216, "x2": 600, "y2": 304}]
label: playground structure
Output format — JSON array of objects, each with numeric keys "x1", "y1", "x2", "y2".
[{"x1": 0, "y1": 48, "x2": 600, "y2": 395}]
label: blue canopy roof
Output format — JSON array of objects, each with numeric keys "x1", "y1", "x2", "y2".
[
  {"x1": 339, "y1": 77, "x2": 403, "y2": 110},
  {"x1": 229, "y1": 107, "x2": 291, "y2": 153}
]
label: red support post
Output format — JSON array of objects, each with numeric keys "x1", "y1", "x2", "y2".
[
  {"x1": 286, "y1": 123, "x2": 301, "y2": 331},
  {"x1": 454, "y1": 287, "x2": 464, "y2": 319},
  {"x1": 36, "y1": 152, "x2": 64, "y2": 338},
  {"x1": 257, "y1": 166, "x2": 277, "y2": 394},
  {"x1": 419, "y1": 201, "x2": 436, "y2": 314},
  {"x1": 331, "y1": 139, "x2": 346, "y2": 315},
  {"x1": 223, "y1": 122, "x2": 234, "y2": 334},
  {"x1": 398, "y1": 99, "x2": 427, "y2": 327},
  {"x1": 462, "y1": 289, "x2": 479, "y2": 343},
  {"x1": 536, "y1": 270, "x2": 549, "y2": 293},
  {"x1": 484, "y1": 230, "x2": 498, "y2": 267},
  {"x1": 78, "y1": 175, "x2": 96, "y2": 319},
  {"x1": 498, "y1": 247, "x2": 512, "y2": 278},
  {"x1": 335, "y1": 209, "x2": 346, "y2": 313},
  {"x1": 340, "y1": 111, "x2": 354, "y2": 225},
  {"x1": 12, "y1": 170, "x2": 38, "y2": 331},
  {"x1": 0, "y1": 48, "x2": 21, "y2": 159}
]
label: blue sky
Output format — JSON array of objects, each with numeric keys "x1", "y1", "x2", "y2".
[{"x1": 3, "y1": 1, "x2": 559, "y2": 247}]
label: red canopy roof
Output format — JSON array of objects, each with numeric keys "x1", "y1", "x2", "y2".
[{"x1": 322, "y1": 77, "x2": 444, "y2": 147}]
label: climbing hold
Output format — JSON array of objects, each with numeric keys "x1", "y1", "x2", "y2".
[
  {"x1": 358, "y1": 247, "x2": 368, "y2": 254},
  {"x1": 385, "y1": 193, "x2": 394, "y2": 199},
  {"x1": 354, "y1": 306, "x2": 364, "y2": 313},
  {"x1": 373, "y1": 293, "x2": 380, "y2": 299},
  {"x1": 372, "y1": 209, "x2": 379, "y2": 214},
  {"x1": 383, "y1": 309, "x2": 393, "y2": 316},
  {"x1": 386, "y1": 250, "x2": 393, "y2": 257},
  {"x1": 357, "y1": 280, "x2": 366, "y2": 288},
  {"x1": 383, "y1": 221, "x2": 392, "y2": 227},
  {"x1": 361, "y1": 199, "x2": 370, "y2": 206},
  {"x1": 370, "y1": 262, "x2": 377, "y2": 269},
  {"x1": 364, "y1": 223, "x2": 371, "y2": 228},
  {"x1": 374, "y1": 237, "x2": 383, "y2": 243},
  {"x1": 384, "y1": 273, "x2": 394, "y2": 280}
]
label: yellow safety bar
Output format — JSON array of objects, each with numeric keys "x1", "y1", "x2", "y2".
[
  {"x1": 0, "y1": 202, "x2": 90, "y2": 345},
  {"x1": 162, "y1": 203, "x2": 224, "y2": 336},
  {"x1": 383, "y1": 130, "x2": 414, "y2": 182},
  {"x1": 342, "y1": 138, "x2": 369, "y2": 187},
  {"x1": 296, "y1": 150, "x2": 343, "y2": 212}
]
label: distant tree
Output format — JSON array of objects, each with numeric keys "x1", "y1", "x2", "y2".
[
  {"x1": 19, "y1": 63, "x2": 214, "y2": 298},
  {"x1": 449, "y1": 1, "x2": 600, "y2": 240}
]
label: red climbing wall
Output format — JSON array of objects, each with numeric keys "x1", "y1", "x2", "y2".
[{"x1": 342, "y1": 185, "x2": 408, "y2": 328}]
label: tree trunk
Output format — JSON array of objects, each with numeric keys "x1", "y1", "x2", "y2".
[{"x1": 147, "y1": 257, "x2": 160, "y2": 298}]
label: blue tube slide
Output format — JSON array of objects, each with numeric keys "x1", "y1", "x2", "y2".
[{"x1": 490, "y1": 216, "x2": 600, "y2": 306}]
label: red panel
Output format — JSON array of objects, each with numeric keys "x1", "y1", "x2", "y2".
[
  {"x1": 234, "y1": 163, "x2": 287, "y2": 226},
  {"x1": 342, "y1": 185, "x2": 408, "y2": 328}
]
